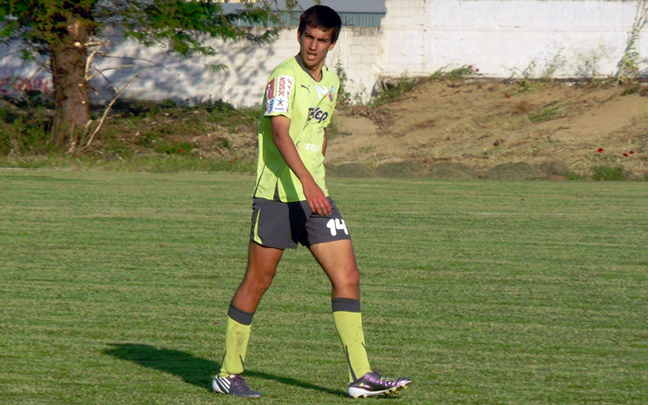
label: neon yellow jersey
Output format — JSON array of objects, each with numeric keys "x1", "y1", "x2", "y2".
[{"x1": 253, "y1": 56, "x2": 339, "y2": 202}]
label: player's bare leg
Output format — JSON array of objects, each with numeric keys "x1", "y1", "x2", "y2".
[
  {"x1": 309, "y1": 239, "x2": 360, "y2": 299},
  {"x1": 232, "y1": 241, "x2": 284, "y2": 313}
]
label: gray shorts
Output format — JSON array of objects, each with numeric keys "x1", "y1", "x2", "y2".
[{"x1": 249, "y1": 197, "x2": 351, "y2": 249}]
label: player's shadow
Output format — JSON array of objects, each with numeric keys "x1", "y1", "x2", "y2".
[{"x1": 103, "y1": 343, "x2": 347, "y2": 397}]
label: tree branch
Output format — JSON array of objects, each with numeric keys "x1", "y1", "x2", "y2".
[{"x1": 81, "y1": 66, "x2": 151, "y2": 152}]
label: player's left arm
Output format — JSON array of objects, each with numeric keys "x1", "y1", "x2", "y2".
[{"x1": 322, "y1": 129, "x2": 327, "y2": 157}]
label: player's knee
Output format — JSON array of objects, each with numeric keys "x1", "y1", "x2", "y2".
[
  {"x1": 339, "y1": 266, "x2": 360, "y2": 288},
  {"x1": 350, "y1": 268, "x2": 361, "y2": 287},
  {"x1": 243, "y1": 272, "x2": 275, "y2": 295},
  {"x1": 253, "y1": 273, "x2": 275, "y2": 292}
]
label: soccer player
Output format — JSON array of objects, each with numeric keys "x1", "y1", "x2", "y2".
[{"x1": 212, "y1": 5, "x2": 412, "y2": 399}]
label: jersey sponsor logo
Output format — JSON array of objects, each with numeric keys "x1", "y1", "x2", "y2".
[
  {"x1": 308, "y1": 107, "x2": 329, "y2": 123},
  {"x1": 266, "y1": 75, "x2": 293, "y2": 114},
  {"x1": 267, "y1": 97, "x2": 287, "y2": 114},
  {"x1": 277, "y1": 75, "x2": 293, "y2": 98},
  {"x1": 275, "y1": 95, "x2": 288, "y2": 109},
  {"x1": 297, "y1": 142, "x2": 320, "y2": 152}
]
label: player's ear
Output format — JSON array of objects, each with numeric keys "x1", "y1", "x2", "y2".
[{"x1": 328, "y1": 41, "x2": 336, "y2": 51}]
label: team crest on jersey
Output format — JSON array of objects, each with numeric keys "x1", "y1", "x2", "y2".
[
  {"x1": 328, "y1": 86, "x2": 336, "y2": 102},
  {"x1": 265, "y1": 75, "x2": 293, "y2": 114}
]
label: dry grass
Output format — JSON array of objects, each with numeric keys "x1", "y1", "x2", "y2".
[{"x1": 328, "y1": 78, "x2": 648, "y2": 180}]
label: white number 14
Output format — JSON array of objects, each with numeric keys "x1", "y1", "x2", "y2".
[{"x1": 326, "y1": 218, "x2": 349, "y2": 236}]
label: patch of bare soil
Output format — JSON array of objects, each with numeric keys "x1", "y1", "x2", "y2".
[{"x1": 326, "y1": 79, "x2": 648, "y2": 180}]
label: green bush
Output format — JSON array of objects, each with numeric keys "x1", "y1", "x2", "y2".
[
  {"x1": 591, "y1": 165, "x2": 629, "y2": 181},
  {"x1": 370, "y1": 76, "x2": 420, "y2": 107},
  {"x1": 0, "y1": 111, "x2": 53, "y2": 155}
]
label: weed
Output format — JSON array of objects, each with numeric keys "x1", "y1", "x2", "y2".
[
  {"x1": 621, "y1": 86, "x2": 640, "y2": 96},
  {"x1": 515, "y1": 79, "x2": 534, "y2": 94},
  {"x1": 153, "y1": 140, "x2": 196, "y2": 155},
  {"x1": 514, "y1": 79, "x2": 550, "y2": 95},
  {"x1": 528, "y1": 103, "x2": 562, "y2": 123},
  {"x1": 617, "y1": 0, "x2": 648, "y2": 82},
  {"x1": 591, "y1": 165, "x2": 630, "y2": 181},
  {"x1": 430, "y1": 65, "x2": 480, "y2": 82},
  {"x1": 335, "y1": 62, "x2": 352, "y2": 106},
  {"x1": 446, "y1": 65, "x2": 480, "y2": 81},
  {"x1": 369, "y1": 75, "x2": 420, "y2": 107}
]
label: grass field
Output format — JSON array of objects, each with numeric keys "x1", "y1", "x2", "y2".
[{"x1": 1, "y1": 170, "x2": 647, "y2": 404}]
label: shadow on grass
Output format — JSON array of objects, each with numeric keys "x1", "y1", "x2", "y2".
[{"x1": 103, "y1": 343, "x2": 347, "y2": 397}]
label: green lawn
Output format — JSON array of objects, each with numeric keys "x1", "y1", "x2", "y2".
[{"x1": 1, "y1": 170, "x2": 647, "y2": 404}]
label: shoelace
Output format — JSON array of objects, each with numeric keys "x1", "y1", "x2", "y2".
[{"x1": 230, "y1": 375, "x2": 248, "y2": 389}]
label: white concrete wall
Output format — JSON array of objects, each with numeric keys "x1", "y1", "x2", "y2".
[
  {"x1": 422, "y1": 0, "x2": 639, "y2": 80},
  {"x1": 0, "y1": 0, "x2": 646, "y2": 106}
]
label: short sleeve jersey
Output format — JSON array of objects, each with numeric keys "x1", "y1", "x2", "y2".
[{"x1": 253, "y1": 56, "x2": 339, "y2": 202}]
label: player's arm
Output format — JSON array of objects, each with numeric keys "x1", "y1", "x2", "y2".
[
  {"x1": 271, "y1": 115, "x2": 332, "y2": 216},
  {"x1": 322, "y1": 129, "x2": 327, "y2": 157}
]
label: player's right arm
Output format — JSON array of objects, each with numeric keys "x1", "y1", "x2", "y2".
[{"x1": 271, "y1": 115, "x2": 332, "y2": 217}]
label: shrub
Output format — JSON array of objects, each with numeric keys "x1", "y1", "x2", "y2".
[
  {"x1": 591, "y1": 165, "x2": 629, "y2": 181},
  {"x1": 370, "y1": 76, "x2": 420, "y2": 107},
  {"x1": 430, "y1": 65, "x2": 480, "y2": 82},
  {"x1": 0, "y1": 113, "x2": 53, "y2": 155}
]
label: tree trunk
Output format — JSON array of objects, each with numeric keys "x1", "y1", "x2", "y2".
[{"x1": 50, "y1": 16, "x2": 90, "y2": 151}]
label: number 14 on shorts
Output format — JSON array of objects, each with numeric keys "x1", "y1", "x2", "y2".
[{"x1": 326, "y1": 218, "x2": 348, "y2": 236}]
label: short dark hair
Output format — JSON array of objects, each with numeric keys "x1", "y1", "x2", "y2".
[{"x1": 298, "y1": 5, "x2": 342, "y2": 43}]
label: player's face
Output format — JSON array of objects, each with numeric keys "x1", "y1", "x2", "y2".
[{"x1": 298, "y1": 25, "x2": 336, "y2": 77}]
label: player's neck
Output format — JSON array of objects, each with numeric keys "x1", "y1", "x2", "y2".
[{"x1": 295, "y1": 54, "x2": 323, "y2": 82}]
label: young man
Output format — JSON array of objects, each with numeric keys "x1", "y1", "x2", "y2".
[{"x1": 212, "y1": 5, "x2": 411, "y2": 399}]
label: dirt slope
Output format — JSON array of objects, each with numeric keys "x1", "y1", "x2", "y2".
[{"x1": 326, "y1": 79, "x2": 648, "y2": 180}]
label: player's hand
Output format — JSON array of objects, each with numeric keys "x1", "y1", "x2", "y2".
[{"x1": 303, "y1": 181, "x2": 331, "y2": 217}]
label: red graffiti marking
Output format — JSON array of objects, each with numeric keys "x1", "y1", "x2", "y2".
[{"x1": 0, "y1": 77, "x2": 53, "y2": 95}]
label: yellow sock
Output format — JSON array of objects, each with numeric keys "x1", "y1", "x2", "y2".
[
  {"x1": 219, "y1": 303, "x2": 253, "y2": 378},
  {"x1": 332, "y1": 298, "x2": 372, "y2": 382}
]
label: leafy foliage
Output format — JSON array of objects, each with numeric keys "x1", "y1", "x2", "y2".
[
  {"x1": 0, "y1": 0, "x2": 285, "y2": 57},
  {"x1": 0, "y1": 0, "x2": 293, "y2": 150}
]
